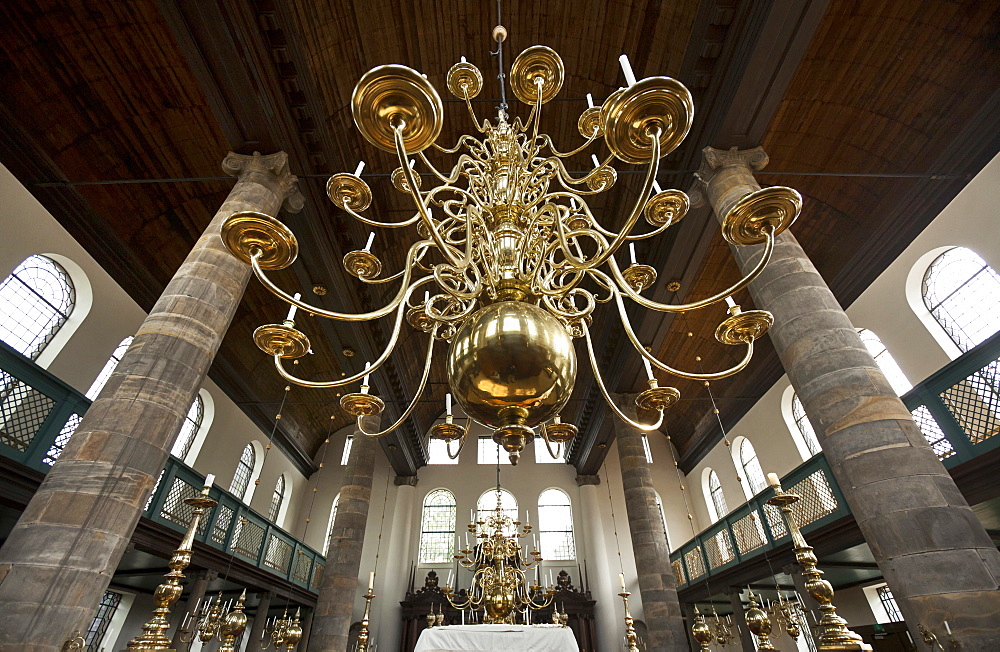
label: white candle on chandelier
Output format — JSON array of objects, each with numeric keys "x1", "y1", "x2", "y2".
[
  {"x1": 361, "y1": 361, "x2": 372, "y2": 394},
  {"x1": 446, "y1": 393, "x2": 453, "y2": 416},
  {"x1": 461, "y1": 56, "x2": 467, "y2": 63},
  {"x1": 725, "y1": 296, "x2": 736, "y2": 309},
  {"x1": 629, "y1": 242, "x2": 637, "y2": 266},
  {"x1": 424, "y1": 290, "x2": 430, "y2": 304},
  {"x1": 619, "y1": 573, "x2": 626, "y2": 592},
  {"x1": 944, "y1": 621, "x2": 951, "y2": 636},
  {"x1": 286, "y1": 292, "x2": 302, "y2": 322},
  {"x1": 618, "y1": 54, "x2": 637, "y2": 87},
  {"x1": 409, "y1": 158, "x2": 416, "y2": 168},
  {"x1": 354, "y1": 160, "x2": 366, "y2": 177},
  {"x1": 447, "y1": 569, "x2": 454, "y2": 587},
  {"x1": 363, "y1": 231, "x2": 375, "y2": 252},
  {"x1": 767, "y1": 472, "x2": 781, "y2": 488},
  {"x1": 525, "y1": 509, "x2": 530, "y2": 525},
  {"x1": 653, "y1": 180, "x2": 663, "y2": 194},
  {"x1": 203, "y1": 474, "x2": 215, "y2": 489},
  {"x1": 586, "y1": 92, "x2": 594, "y2": 109},
  {"x1": 465, "y1": 531, "x2": 470, "y2": 548},
  {"x1": 592, "y1": 154, "x2": 601, "y2": 169},
  {"x1": 369, "y1": 571, "x2": 375, "y2": 591},
  {"x1": 642, "y1": 354, "x2": 654, "y2": 381}
]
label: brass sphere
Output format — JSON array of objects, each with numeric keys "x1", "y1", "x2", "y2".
[{"x1": 447, "y1": 301, "x2": 576, "y2": 429}]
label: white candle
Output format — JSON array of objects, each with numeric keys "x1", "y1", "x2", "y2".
[
  {"x1": 447, "y1": 570, "x2": 454, "y2": 587},
  {"x1": 618, "y1": 54, "x2": 637, "y2": 86},
  {"x1": 619, "y1": 573, "x2": 626, "y2": 592},
  {"x1": 368, "y1": 571, "x2": 375, "y2": 590},
  {"x1": 725, "y1": 296, "x2": 736, "y2": 309},
  {"x1": 525, "y1": 509, "x2": 530, "y2": 526},
  {"x1": 203, "y1": 474, "x2": 214, "y2": 489},
  {"x1": 462, "y1": 608, "x2": 465, "y2": 625},
  {"x1": 533, "y1": 534, "x2": 538, "y2": 551},
  {"x1": 642, "y1": 355, "x2": 654, "y2": 381},
  {"x1": 354, "y1": 160, "x2": 366, "y2": 177},
  {"x1": 361, "y1": 361, "x2": 371, "y2": 394},
  {"x1": 286, "y1": 292, "x2": 302, "y2": 321},
  {"x1": 363, "y1": 231, "x2": 375, "y2": 252},
  {"x1": 586, "y1": 92, "x2": 594, "y2": 109},
  {"x1": 446, "y1": 393, "x2": 452, "y2": 416},
  {"x1": 424, "y1": 290, "x2": 430, "y2": 304},
  {"x1": 652, "y1": 180, "x2": 663, "y2": 194},
  {"x1": 906, "y1": 632, "x2": 914, "y2": 645},
  {"x1": 944, "y1": 621, "x2": 951, "y2": 635},
  {"x1": 409, "y1": 158, "x2": 416, "y2": 168},
  {"x1": 549, "y1": 570, "x2": 554, "y2": 586},
  {"x1": 460, "y1": 56, "x2": 467, "y2": 63},
  {"x1": 767, "y1": 473, "x2": 781, "y2": 488},
  {"x1": 465, "y1": 532, "x2": 470, "y2": 548},
  {"x1": 629, "y1": 242, "x2": 637, "y2": 266},
  {"x1": 592, "y1": 154, "x2": 601, "y2": 168}
]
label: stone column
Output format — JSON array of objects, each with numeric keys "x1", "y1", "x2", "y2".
[
  {"x1": 310, "y1": 419, "x2": 379, "y2": 650},
  {"x1": 378, "y1": 475, "x2": 417, "y2": 650},
  {"x1": 612, "y1": 404, "x2": 687, "y2": 651},
  {"x1": 696, "y1": 146, "x2": 1000, "y2": 649},
  {"x1": 0, "y1": 152, "x2": 302, "y2": 650},
  {"x1": 172, "y1": 569, "x2": 218, "y2": 651},
  {"x1": 298, "y1": 607, "x2": 314, "y2": 652},
  {"x1": 727, "y1": 588, "x2": 754, "y2": 652},
  {"x1": 244, "y1": 591, "x2": 273, "y2": 652},
  {"x1": 577, "y1": 475, "x2": 619, "y2": 652}
]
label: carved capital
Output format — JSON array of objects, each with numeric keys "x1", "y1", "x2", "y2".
[
  {"x1": 575, "y1": 474, "x2": 601, "y2": 486},
  {"x1": 690, "y1": 146, "x2": 769, "y2": 202},
  {"x1": 202, "y1": 569, "x2": 219, "y2": 582},
  {"x1": 394, "y1": 474, "x2": 419, "y2": 487},
  {"x1": 222, "y1": 151, "x2": 305, "y2": 214}
]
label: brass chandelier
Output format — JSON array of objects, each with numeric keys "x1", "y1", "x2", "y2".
[{"x1": 221, "y1": 26, "x2": 801, "y2": 463}]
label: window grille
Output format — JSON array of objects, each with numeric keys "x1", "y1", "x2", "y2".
[
  {"x1": 341, "y1": 435, "x2": 353, "y2": 465},
  {"x1": 708, "y1": 470, "x2": 727, "y2": 521},
  {"x1": 0, "y1": 255, "x2": 75, "y2": 360},
  {"x1": 323, "y1": 493, "x2": 340, "y2": 556},
  {"x1": 858, "y1": 329, "x2": 912, "y2": 394},
  {"x1": 86, "y1": 336, "x2": 133, "y2": 399},
  {"x1": 418, "y1": 489, "x2": 456, "y2": 563},
  {"x1": 43, "y1": 413, "x2": 82, "y2": 466},
  {"x1": 84, "y1": 589, "x2": 122, "y2": 651},
  {"x1": 922, "y1": 247, "x2": 1000, "y2": 352},
  {"x1": 538, "y1": 488, "x2": 575, "y2": 560},
  {"x1": 269, "y1": 474, "x2": 286, "y2": 522},
  {"x1": 792, "y1": 394, "x2": 822, "y2": 456},
  {"x1": 427, "y1": 437, "x2": 459, "y2": 464},
  {"x1": 170, "y1": 395, "x2": 204, "y2": 461},
  {"x1": 230, "y1": 444, "x2": 255, "y2": 500},
  {"x1": 877, "y1": 585, "x2": 903, "y2": 622},
  {"x1": 739, "y1": 439, "x2": 767, "y2": 495}
]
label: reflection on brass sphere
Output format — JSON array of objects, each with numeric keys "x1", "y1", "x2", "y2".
[{"x1": 447, "y1": 301, "x2": 576, "y2": 430}]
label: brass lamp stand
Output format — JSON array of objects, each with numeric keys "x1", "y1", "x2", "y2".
[
  {"x1": 127, "y1": 484, "x2": 217, "y2": 651},
  {"x1": 767, "y1": 476, "x2": 872, "y2": 651},
  {"x1": 356, "y1": 588, "x2": 375, "y2": 652},
  {"x1": 619, "y1": 590, "x2": 640, "y2": 652}
]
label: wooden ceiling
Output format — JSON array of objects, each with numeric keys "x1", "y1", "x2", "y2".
[{"x1": 0, "y1": 0, "x2": 997, "y2": 477}]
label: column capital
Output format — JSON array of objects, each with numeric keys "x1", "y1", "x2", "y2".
[
  {"x1": 394, "y1": 474, "x2": 418, "y2": 487},
  {"x1": 222, "y1": 151, "x2": 305, "y2": 214},
  {"x1": 724, "y1": 586, "x2": 745, "y2": 598},
  {"x1": 689, "y1": 146, "x2": 769, "y2": 208},
  {"x1": 575, "y1": 474, "x2": 601, "y2": 486},
  {"x1": 203, "y1": 569, "x2": 219, "y2": 582}
]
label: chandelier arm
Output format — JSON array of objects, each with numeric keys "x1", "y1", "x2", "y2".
[
  {"x1": 531, "y1": 80, "x2": 544, "y2": 142},
  {"x1": 417, "y1": 150, "x2": 469, "y2": 185},
  {"x1": 434, "y1": 134, "x2": 481, "y2": 154},
  {"x1": 340, "y1": 198, "x2": 421, "y2": 228},
  {"x1": 605, "y1": 279, "x2": 758, "y2": 380},
  {"x1": 393, "y1": 126, "x2": 468, "y2": 269},
  {"x1": 609, "y1": 223, "x2": 776, "y2": 312},
  {"x1": 354, "y1": 331, "x2": 436, "y2": 438},
  {"x1": 536, "y1": 131, "x2": 600, "y2": 159},
  {"x1": 545, "y1": 153, "x2": 618, "y2": 191},
  {"x1": 557, "y1": 129, "x2": 661, "y2": 270},
  {"x1": 581, "y1": 321, "x2": 664, "y2": 431},
  {"x1": 250, "y1": 246, "x2": 433, "y2": 321},
  {"x1": 539, "y1": 422, "x2": 564, "y2": 460},
  {"x1": 445, "y1": 421, "x2": 471, "y2": 460},
  {"x1": 461, "y1": 88, "x2": 487, "y2": 134}
]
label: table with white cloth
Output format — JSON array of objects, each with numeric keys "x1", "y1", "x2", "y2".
[{"x1": 413, "y1": 623, "x2": 578, "y2": 652}]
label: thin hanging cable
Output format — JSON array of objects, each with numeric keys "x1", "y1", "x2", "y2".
[
  {"x1": 372, "y1": 468, "x2": 392, "y2": 645},
  {"x1": 600, "y1": 462, "x2": 626, "y2": 578},
  {"x1": 489, "y1": 0, "x2": 508, "y2": 114}
]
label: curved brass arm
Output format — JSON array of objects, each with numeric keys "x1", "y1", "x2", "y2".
[
  {"x1": 581, "y1": 321, "x2": 664, "y2": 431},
  {"x1": 547, "y1": 152, "x2": 618, "y2": 190},
  {"x1": 251, "y1": 244, "x2": 434, "y2": 321},
  {"x1": 341, "y1": 197, "x2": 421, "y2": 228},
  {"x1": 538, "y1": 423, "x2": 564, "y2": 460},
  {"x1": 355, "y1": 332, "x2": 436, "y2": 438},
  {"x1": 536, "y1": 130, "x2": 600, "y2": 159},
  {"x1": 445, "y1": 420, "x2": 472, "y2": 460}
]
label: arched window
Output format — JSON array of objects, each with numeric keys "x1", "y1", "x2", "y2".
[
  {"x1": 704, "y1": 469, "x2": 728, "y2": 522},
  {"x1": 86, "y1": 336, "x2": 133, "y2": 399},
  {"x1": 341, "y1": 435, "x2": 353, "y2": 465},
  {"x1": 791, "y1": 394, "x2": 822, "y2": 457},
  {"x1": 477, "y1": 488, "x2": 518, "y2": 525},
  {"x1": 641, "y1": 434, "x2": 653, "y2": 463},
  {"x1": 538, "y1": 488, "x2": 575, "y2": 560},
  {"x1": 230, "y1": 444, "x2": 256, "y2": 500},
  {"x1": 170, "y1": 395, "x2": 205, "y2": 461},
  {"x1": 418, "y1": 489, "x2": 456, "y2": 563},
  {"x1": 858, "y1": 329, "x2": 912, "y2": 395},
  {"x1": 922, "y1": 247, "x2": 1000, "y2": 353},
  {"x1": 269, "y1": 474, "x2": 286, "y2": 523},
  {"x1": 0, "y1": 254, "x2": 76, "y2": 360},
  {"x1": 738, "y1": 439, "x2": 767, "y2": 496},
  {"x1": 653, "y1": 491, "x2": 670, "y2": 549},
  {"x1": 323, "y1": 493, "x2": 340, "y2": 556}
]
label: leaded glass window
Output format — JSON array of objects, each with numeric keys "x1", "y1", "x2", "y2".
[
  {"x1": 0, "y1": 255, "x2": 75, "y2": 360},
  {"x1": 654, "y1": 491, "x2": 669, "y2": 547},
  {"x1": 269, "y1": 474, "x2": 286, "y2": 522},
  {"x1": 230, "y1": 444, "x2": 255, "y2": 500},
  {"x1": 170, "y1": 395, "x2": 204, "y2": 461},
  {"x1": 538, "y1": 488, "x2": 575, "y2": 560},
  {"x1": 739, "y1": 439, "x2": 767, "y2": 495},
  {"x1": 84, "y1": 589, "x2": 122, "y2": 651},
  {"x1": 427, "y1": 437, "x2": 459, "y2": 464},
  {"x1": 323, "y1": 493, "x2": 340, "y2": 556},
  {"x1": 86, "y1": 336, "x2": 133, "y2": 399},
  {"x1": 858, "y1": 329, "x2": 912, "y2": 395},
  {"x1": 418, "y1": 489, "x2": 456, "y2": 563},
  {"x1": 477, "y1": 488, "x2": 518, "y2": 526},
  {"x1": 707, "y1": 470, "x2": 727, "y2": 522},
  {"x1": 922, "y1": 247, "x2": 1000, "y2": 353},
  {"x1": 792, "y1": 394, "x2": 822, "y2": 456},
  {"x1": 877, "y1": 585, "x2": 903, "y2": 622}
]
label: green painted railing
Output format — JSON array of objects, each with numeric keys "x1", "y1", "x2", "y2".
[
  {"x1": 669, "y1": 330, "x2": 1000, "y2": 587},
  {"x1": 0, "y1": 340, "x2": 326, "y2": 592}
]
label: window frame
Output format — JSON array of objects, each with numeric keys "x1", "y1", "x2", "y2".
[
  {"x1": 230, "y1": 443, "x2": 256, "y2": 501},
  {"x1": 703, "y1": 468, "x2": 728, "y2": 522},
  {"x1": 919, "y1": 246, "x2": 1000, "y2": 354},
  {"x1": 0, "y1": 254, "x2": 76, "y2": 361},
  {"x1": 418, "y1": 488, "x2": 457, "y2": 564},
  {"x1": 269, "y1": 474, "x2": 286, "y2": 524},
  {"x1": 537, "y1": 488, "x2": 576, "y2": 560}
]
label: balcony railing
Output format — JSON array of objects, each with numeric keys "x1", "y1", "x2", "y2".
[
  {"x1": 0, "y1": 340, "x2": 325, "y2": 592},
  {"x1": 670, "y1": 330, "x2": 1000, "y2": 588}
]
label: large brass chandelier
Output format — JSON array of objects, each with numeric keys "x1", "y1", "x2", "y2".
[{"x1": 221, "y1": 25, "x2": 800, "y2": 463}]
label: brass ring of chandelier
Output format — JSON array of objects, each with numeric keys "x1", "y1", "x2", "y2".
[
  {"x1": 635, "y1": 384, "x2": 681, "y2": 412},
  {"x1": 253, "y1": 323, "x2": 310, "y2": 359},
  {"x1": 578, "y1": 106, "x2": 603, "y2": 138},
  {"x1": 644, "y1": 188, "x2": 690, "y2": 227},
  {"x1": 721, "y1": 186, "x2": 802, "y2": 246},
  {"x1": 601, "y1": 76, "x2": 694, "y2": 164},
  {"x1": 509, "y1": 45, "x2": 565, "y2": 105},
  {"x1": 715, "y1": 309, "x2": 774, "y2": 345},
  {"x1": 221, "y1": 211, "x2": 298, "y2": 270},
  {"x1": 352, "y1": 64, "x2": 444, "y2": 153},
  {"x1": 447, "y1": 61, "x2": 484, "y2": 99},
  {"x1": 326, "y1": 172, "x2": 373, "y2": 212}
]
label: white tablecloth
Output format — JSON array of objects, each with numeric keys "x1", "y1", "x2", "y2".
[{"x1": 414, "y1": 624, "x2": 577, "y2": 652}]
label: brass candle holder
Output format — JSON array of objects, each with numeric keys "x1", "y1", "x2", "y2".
[
  {"x1": 619, "y1": 591, "x2": 640, "y2": 652},
  {"x1": 767, "y1": 476, "x2": 872, "y2": 651},
  {"x1": 262, "y1": 607, "x2": 303, "y2": 650},
  {"x1": 745, "y1": 591, "x2": 779, "y2": 650},
  {"x1": 691, "y1": 605, "x2": 714, "y2": 651},
  {"x1": 217, "y1": 589, "x2": 248, "y2": 652},
  {"x1": 357, "y1": 589, "x2": 375, "y2": 652},
  {"x1": 127, "y1": 484, "x2": 217, "y2": 650}
]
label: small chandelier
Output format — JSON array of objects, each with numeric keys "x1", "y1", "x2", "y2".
[{"x1": 222, "y1": 27, "x2": 800, "y2": 462}]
